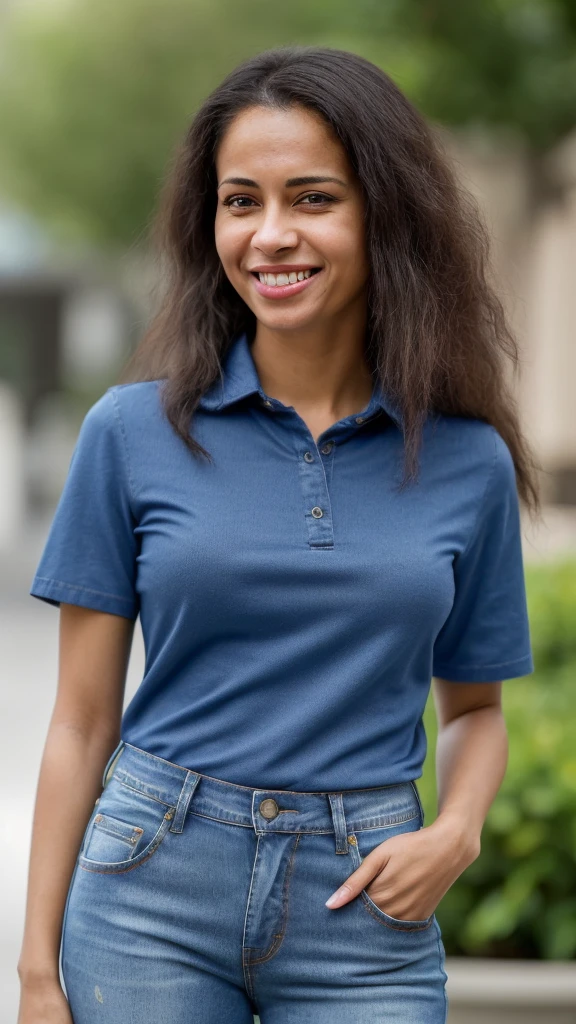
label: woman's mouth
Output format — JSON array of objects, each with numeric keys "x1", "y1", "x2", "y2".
[{"x1": 250, "y1": 267, "x2": 323, "y2": 299}]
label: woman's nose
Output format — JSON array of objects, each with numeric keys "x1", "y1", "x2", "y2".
[{"x1": 251, "y1": 207, "x2": 298, "y2": 252}]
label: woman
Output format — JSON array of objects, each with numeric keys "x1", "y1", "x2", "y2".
[{"x1": 18, "y1": 45, "x2": 540, "y2": 1023}]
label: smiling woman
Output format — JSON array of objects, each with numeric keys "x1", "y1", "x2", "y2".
[
  {"x1": 20, "y1": 45, "x2": 541, "y2": 1024},
  {"x1": 213, "y1": 105, "x2": 368, "y2": 330}
]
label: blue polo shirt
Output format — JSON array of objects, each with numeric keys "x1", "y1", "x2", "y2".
[{"x1": 30, "y1": 331, "x2": 534, "y2": 790}]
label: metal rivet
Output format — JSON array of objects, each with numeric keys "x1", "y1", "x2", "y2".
[
  {"x1": 259, "y1": 798, "x2": 279, "y2": 820},
  {"x1": 347, "y1": 835, "x2": 357, "y2": 844},
  {"x1": 311, "y1": 507, "x2": 323, "y2": 518},
  {"x1": 164, "y1": 811, "x2": 174, "y2": 820}
]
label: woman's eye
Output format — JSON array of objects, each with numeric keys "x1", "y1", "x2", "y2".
[
  {"x1": 299, "y1": 193, "x2": 332, "y2": 205},
  {"x1": 222, "y1": 192, "x2": 333, "y2": 209},
  {"x1": 222, "y1": 196, "x2": 256, "y2": 209}
]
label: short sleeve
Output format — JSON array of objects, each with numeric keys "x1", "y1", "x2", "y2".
[
  {"x1": 432, "y1": 429, "x2": 534, "y2": 682},
  {"x1": 29, "y1": 388, "x2": 139, "y2": 619}
]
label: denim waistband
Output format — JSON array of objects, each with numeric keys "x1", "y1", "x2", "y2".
[{"x1": 101, "y1": 741, "x2": 424, "y2": 855}]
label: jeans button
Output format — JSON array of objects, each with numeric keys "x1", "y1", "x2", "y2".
[{"x1": 259, "y1": 798, "x2": 279, "y2": 820}]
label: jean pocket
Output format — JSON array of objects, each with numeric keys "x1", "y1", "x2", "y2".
[
  {"x1": 347, "y1": 816, "x2": 435, "y2": 932},
  {"x1": 78, "y1": 776, "x2": 175, "y2": 874}
]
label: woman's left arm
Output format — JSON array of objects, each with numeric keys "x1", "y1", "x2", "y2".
[
  {"x1": 431, "y1": 678, "x2": 507, "y2": 855},
  {"x1": 325, "y1": 679, "x2": 507, "y2": 915}
]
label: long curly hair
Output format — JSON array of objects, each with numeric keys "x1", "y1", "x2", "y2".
[{"x1": 118, "y1": 44, "x2": 541, "y2": 517}]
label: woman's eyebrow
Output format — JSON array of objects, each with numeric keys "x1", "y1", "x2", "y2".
[{"x1": 217, "y1": 175, "x2": 347, "y2": 188}]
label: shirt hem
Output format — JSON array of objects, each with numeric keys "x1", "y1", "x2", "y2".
[
  {"x1": 432, "y1": 653, "x2": 534, "y2": 682},
  {"x1": 29, "y1": 576, "x2": 138, "y2": 620}
]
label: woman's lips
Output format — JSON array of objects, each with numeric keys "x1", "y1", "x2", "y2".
[{"x1": 250, "y1": 268, "x2": 323, "y2": 299}]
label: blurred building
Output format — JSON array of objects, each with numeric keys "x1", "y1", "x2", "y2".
[
  {"x1": 0, "y1": 202, "x2": 138, "y2": 536},
  {"x1": 446, "y1": 127, "x2": 576, "y2": 508}
]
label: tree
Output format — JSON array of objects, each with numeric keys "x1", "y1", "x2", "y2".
[
  {"x1": 0, "y1": 0, "x2": 321, "y2": 247},
  {"x1": 0, "y1": 0, "x2": 574, "y2": 247}
]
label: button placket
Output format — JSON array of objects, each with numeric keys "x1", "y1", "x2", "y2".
[{"x1": 295, "y1": 434, "x2": 334, "y2": 549}]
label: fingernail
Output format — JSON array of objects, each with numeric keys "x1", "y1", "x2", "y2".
[{"x1": 326, "y1": 885, "x2": 351, "y2": 907}]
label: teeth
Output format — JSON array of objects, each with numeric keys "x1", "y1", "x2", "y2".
[{"x1": 258, "y1": 269, "x2": 315, "y2": 286}]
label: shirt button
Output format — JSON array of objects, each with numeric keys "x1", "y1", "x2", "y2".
[
  {"x1": 355, "y1": 416, "x2": 365, "y2": 424},
  {"x1": 311, "y1": 506, "x2": 323, "y2": 518},
  {"x1": 303, "y1": 451, "x2": 314, "y2": 462},
  {"x1": 320, "y1": 442, "x2": 333, "y2": 455},
  {"x1": 259, "y1": 798, "x2": 279, "y2": 820},
  {"x1": 262, "y1": 399, "x2": 273, "y2": 408}
]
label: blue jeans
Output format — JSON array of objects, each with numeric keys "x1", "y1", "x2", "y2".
[{"x1": 61, "y1": 741, "x2": 448, "y2": 1022}]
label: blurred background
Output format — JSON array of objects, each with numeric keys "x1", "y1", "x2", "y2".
[{"x1": 1, "y1": 1, "x2": 575, "y2": 1021}]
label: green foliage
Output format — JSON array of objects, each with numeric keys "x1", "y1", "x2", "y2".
[
  {"x1": 0, "y1": 0, "x2": 322, "y2": 247},
  {"x1": 324, "y1": 0, "x2": 576, "y2": 151},
  {"x1": 0, "y1": 0, "x2": 575, "y2": 248},
  {"x1": 420, "y1": 559, "x2": 576, "y2": 959}
]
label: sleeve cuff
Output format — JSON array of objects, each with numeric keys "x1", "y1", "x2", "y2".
[
  {"x1": 432, "y1": 652, "x2": 534, "y2": 682},
  {"x1": 30, "y1": 576, "x2": 138, "y2": 620}
]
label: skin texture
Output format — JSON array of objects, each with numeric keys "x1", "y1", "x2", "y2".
[{"x1": 215, "y1": 104, "x2": 376, "y2": 440}]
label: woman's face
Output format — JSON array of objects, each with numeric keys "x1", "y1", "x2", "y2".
[{"x1": 214, "y1": 104, "x2": 370, "y2": 334}]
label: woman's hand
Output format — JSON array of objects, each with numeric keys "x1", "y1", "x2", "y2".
[
  {"x1": 325, "y1": 816, "x2": 480, "y2": 918},
  {"x1": 17, "y1": 975, "x2": 73, "y2": 1024}
]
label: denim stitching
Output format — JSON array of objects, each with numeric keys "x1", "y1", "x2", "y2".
[
  {"x1": 359, "y1": 892, "x2": 435, "y2": 932},
  {"x1": 114, "y1": 771, "x2": 175, "y2": 807},
  {"x1": 434, "y1": 917, "x2": 449, "y2": 1022},
  {"x1": 78, "y1": 812, "x2": 173, "y2": 874},
  {"x1": 245, "y1": 833, "x2": 301, "y2": 968}
]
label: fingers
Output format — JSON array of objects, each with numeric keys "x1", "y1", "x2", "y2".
[{"x1": 325, "y1": 860, "x2": 382, "y2": 909}]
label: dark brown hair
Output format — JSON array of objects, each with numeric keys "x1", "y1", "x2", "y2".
[{"x1": 118, "y1": 44, "x2": 541, "y2": 517}]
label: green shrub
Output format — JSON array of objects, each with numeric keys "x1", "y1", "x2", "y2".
[{"x1": 420, "y1": 559, "x2": 576, "y2": 959}]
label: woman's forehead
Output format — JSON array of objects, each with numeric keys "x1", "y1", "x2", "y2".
[{"x1": 216, "y1": 107, "x2": 350, "y2": 177}]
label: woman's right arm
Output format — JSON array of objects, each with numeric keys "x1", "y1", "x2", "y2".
[{"x1": 17, "y1": 602, "x2": 135, "y2": 1021}]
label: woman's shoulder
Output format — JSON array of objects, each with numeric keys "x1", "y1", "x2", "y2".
[
  {"x1": 83, "y1": 381, "x2": 165, "y2": 433},
  {"x1": 425, "y1": 412, "x2": 511, "y2": 479}
]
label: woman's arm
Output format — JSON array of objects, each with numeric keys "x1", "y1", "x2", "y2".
[
  {"x1": 325, "y1": 679, "x2": 507, "y2": 915},
  {"x1": 17, "y1": 603, "x2": 135, "y2": 1006},
  {"x1": 431, "y1": 678, "x2": 507, "y2": 852}
]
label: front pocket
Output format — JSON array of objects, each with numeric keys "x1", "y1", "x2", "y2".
[
  {"x1": 82, "y1": 813, "x2": 144, "y2": 863},
  {"x1": 347, "y1": 817, "x2": 435, "y2": 932},
  {"x1": 78, "y1": 776, "x2": 175, "y2": 874}
]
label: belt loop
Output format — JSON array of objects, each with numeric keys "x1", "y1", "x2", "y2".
[
  {"x1": 170, "y1": 770, "x2": 201, "y2": 834},
  {"x1": 409, "y1": 780, "x2": 425, "y2": 826},
  {"x1": 327, "y1": 793, "x2": 349, "y2": 854},
  {"x1": 102, "y1": 739, "x2": 125, "y2": 789}
]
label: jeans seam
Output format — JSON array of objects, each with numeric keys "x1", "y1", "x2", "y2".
[
  {"x1": 245, "y1": 833, "x2": 301, "y2": 968},
  {"x1": 359, "y1": 892, "x2": 435, "y2": 931},
  {"x1": 114, "y1": 773, "x2": 174, "y2": 808},
  {"x1": 78, "y1": 814, "x2": 173, "y2": 874},
  {"x1": 409, "y1": 780, "x2": 425, "y2": 826}
]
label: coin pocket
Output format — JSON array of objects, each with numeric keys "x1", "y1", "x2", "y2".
[
  {"x1": 82, "y1": 812, "x2": 144, "y2": 863},
  {"x1": 78, "y1": 776, "x2": 175, "y2": 874}
]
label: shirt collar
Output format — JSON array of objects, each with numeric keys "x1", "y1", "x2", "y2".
[{"x1": 198, "y1": 331, "x2": 403, "y2": 430}]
